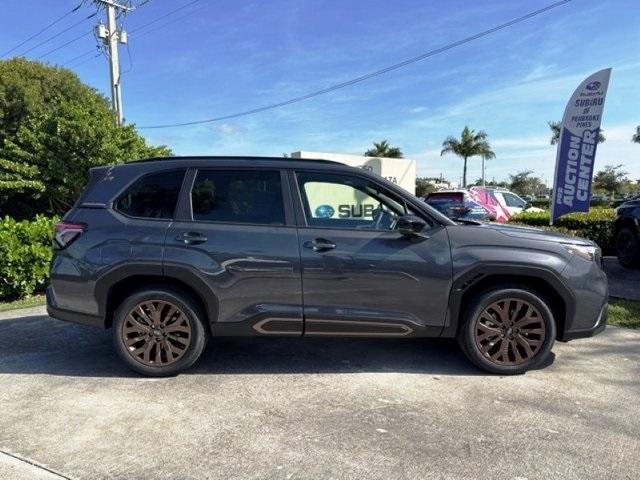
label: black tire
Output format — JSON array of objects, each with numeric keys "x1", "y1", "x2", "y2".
[
  {"x1": 112, "y1": 286, "x2": 208, "y2": 377},
  {"x1": 616, "y1": 227, "x2": 640, "y2": 268},
  {"x1": 457, "y1": 287, "x2": 556, "y2": 375}
]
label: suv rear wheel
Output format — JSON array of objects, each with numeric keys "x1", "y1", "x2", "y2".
[
  {"x1": 113, "y1": 287, "x2": 208, "y2": 376},
  {"x1": 616, "y1": 227, "x2": 640, "y2": 268},
  {"x1": 458, "y1": 287, "x2": 556, "y2": 374}
]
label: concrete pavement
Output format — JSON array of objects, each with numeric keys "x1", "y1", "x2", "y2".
[{"x1": 0, "y1": 307, "x2": 638, "y2": 479}]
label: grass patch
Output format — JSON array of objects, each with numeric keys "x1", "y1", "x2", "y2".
[
  {"x1": 607, "y1": 299, "x2": 640, "y2": 329},
  {"x1": 0, "y1": 294, "x2": 46, "y2": 313}
]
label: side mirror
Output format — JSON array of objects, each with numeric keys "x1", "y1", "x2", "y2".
[{"x1": 396, "y1": 215, "x2": 428, "y2": 238}]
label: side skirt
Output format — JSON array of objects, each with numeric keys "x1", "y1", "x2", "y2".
[
  {"x1": 211, "y1": 317, "x2": 441, "y2": 338},
  {"x1": 304, "y1": 319, "x2": 414, "y2": 337}
]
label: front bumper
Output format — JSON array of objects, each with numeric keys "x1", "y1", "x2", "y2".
[
  {"x1": 560, "y1": 302, "x2": 607, "y2": 341},
  {"x1": 557, "y1": 253, "x2": 609, "y2": 342}
]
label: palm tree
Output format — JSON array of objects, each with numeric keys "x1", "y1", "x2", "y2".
[
  {"x1": 440, "y1": 126, "x2": 495, "y2": 188},
  {"x1": 548, "y1": 121, "x2": 605, "y2": 145},
  {"x1": 364, "y1": 140, "x2": 403, "y2": 158},
  {"x1": 632, "y1": 126, "x2": 640, "y2": 144}
]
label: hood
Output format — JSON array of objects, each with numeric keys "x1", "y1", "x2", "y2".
[{"x1": 474, "y1": 222, "x2": 595, "y2": 246}]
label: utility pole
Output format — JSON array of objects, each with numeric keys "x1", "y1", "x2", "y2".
[
  {"x1": 95, "y1": 0, "x2": 131, "y2": 126},
  {"x1": 482, "y1": 156, "x2": 486, "y2": 187}
]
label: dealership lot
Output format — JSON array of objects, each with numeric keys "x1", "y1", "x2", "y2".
[{"x1": 0, "y1": 307, "x2": 638, "y2": 480}]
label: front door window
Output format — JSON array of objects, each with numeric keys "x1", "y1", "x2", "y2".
[{"x1": 296, "y1": 172, "x2": 424, "y2": 231}]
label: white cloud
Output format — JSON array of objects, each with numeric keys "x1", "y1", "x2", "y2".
[{"x1": 215, "y1": 123, "x2": 246, "y2": 136}]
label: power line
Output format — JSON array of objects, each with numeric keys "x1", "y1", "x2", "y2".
[
  {"x1": 37, "y1": 31, "x2": 93, "y2": 60},
  {"x1": 61, "y1": 49, "x2": 96, "y2": 66},
  {"x1": 0, "y1": 2, "x2": 84, "y2": 58},
  {"x1": 138, "y1": 0, "x2": 572, "y2": 129},
  {"x1": 133, "y1": 2, "x2": 209, "y2": 38},
  {"x1": 17, "y1": 11, "x2": 98, "y2": 57},
  {"x1": 60, "y1": 47, "x2": 95, "y2": 66},
  {"x1": 69, "y1": 52, "x2": 101, "y2": 69},
  {"x1": 129, "y1": 0, "x2": 201, "y2": 34},
  {"x1": 60, "y1": 0, "x2": 199, "y2": 68}
]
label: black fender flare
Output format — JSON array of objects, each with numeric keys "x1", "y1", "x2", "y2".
[
  {"x1": 94, "y1": 262, "x2": 219, "y2": 326},
  {"x1": 440, "y1": 263, "x2": 575, "y2": 338}
]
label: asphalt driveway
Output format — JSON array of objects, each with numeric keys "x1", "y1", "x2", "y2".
[{"x1": 0, "y1": 307, "x2": 638, "y2": 480}]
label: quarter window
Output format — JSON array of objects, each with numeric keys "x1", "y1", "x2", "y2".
[
  {"x1": 191, "y1": 170, "x2": 285, "y2": 225},
  {"x1": 116, "y1": 170, "x2": 185, "y2": 219},
  {"x1": 296, "y1": 172, "x2": 424, "y2": 230}
]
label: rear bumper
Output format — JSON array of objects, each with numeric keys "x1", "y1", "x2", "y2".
[{"x1": 46, "y1": 286, "x2": 104, "y2": 328}]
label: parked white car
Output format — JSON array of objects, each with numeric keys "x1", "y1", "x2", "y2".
[
  {"x1": 488, "y1": 189, "x2": 544, "y2": 216},
  {"x1": 424, "y1": 188, "x2": 543, "y2": 223}
]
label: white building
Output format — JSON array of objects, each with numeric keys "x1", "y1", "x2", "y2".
[{"x1": 290, "y1": 151, "x2": 417, "y2": 194}]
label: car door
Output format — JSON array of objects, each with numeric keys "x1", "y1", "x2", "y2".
[
  {"x1": 164, "y1": 168, "x2": 303, "y2": 336},
  {"x1": 292, "y1": 170, "x2": 452, "y2": 337}
]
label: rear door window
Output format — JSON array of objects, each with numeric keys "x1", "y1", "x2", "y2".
[
  {"x1": 191, "y1": 170, "x2": 285, "y2": 225},
  {"x1": 115, "y1": 170, "x2": 185, "y2": 219},
  {"x1": 502, "y1": 192, "x2": 527, "y2": 208}
]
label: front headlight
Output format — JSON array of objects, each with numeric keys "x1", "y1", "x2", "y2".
[{"x1": 561, "y1": 243, "x2": 600, "y2": 262}]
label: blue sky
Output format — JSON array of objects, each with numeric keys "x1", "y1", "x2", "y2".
[{"x1": 2, "y1": 0, "x2": 639, "y2": 184}]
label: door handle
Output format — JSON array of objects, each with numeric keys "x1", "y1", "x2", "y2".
[
  {"x1": 179, "y1": 232, "x2": 207, "y2": 245},
  {"x1": 303, "y1": 238, "x2": 336, "y2": 252}
]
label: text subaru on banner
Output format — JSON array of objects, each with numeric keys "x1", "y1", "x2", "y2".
[{"x1": 550, "y1": 68, "x2": 611, "y2": 224}]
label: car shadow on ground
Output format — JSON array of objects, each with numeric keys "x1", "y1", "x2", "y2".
[{"x1": 0, "y1": 315, "x2": 554, "y2": 378}]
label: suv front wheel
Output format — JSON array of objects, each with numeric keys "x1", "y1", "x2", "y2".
[
  {"x1": 458, "y1": 287, "x2": 556, "y2": 374},
  {"x1": 616, "y1": 227, "x2": 640, "y2": 268},
  {"x1": 113, "y1": 287, "x2": 208, "y2": 376}
]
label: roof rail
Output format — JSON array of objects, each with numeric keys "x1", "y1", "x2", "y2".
[{"x1": 125, "y1": 155, "x2": 345, "y2": 165}]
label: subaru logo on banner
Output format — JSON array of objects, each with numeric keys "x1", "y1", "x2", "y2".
[{"x1": 550, "y1": 68, "x2": 612, "y2": 224}]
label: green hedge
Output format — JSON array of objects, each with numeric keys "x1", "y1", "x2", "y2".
[
  {"x1": 530, "y1": 199, "x2": 550, "y2": 209},
  {"x1": 529, "y1": 199, "x2": 610, "y2": 209},
  {"x1": 509, "y1": 208, "x2": 615, "y2": 253},
  {"x1": 0, "y1": 216, "x2": 57, "y2": 301}
]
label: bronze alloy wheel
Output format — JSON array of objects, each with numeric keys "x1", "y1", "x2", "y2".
[
  {"x1": 473, "y1": 298, "x2": 546, "y2": 366},
  {"x1": 121, "y1": 300, "x2": 192, "y2": 367}
]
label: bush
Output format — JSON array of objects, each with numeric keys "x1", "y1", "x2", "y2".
[
  {"x1": 530, "y1": 199, "x2": 550, "y2": 209},
  {"x1": 0, "y1": 215, "x2": 56, "y2": 301},
  {"x1": 530, "y1": 199, "x2": 610, "y2": 209},
  {"x1": 509, "y1": 208, "x2": 615, "y2": 253}
]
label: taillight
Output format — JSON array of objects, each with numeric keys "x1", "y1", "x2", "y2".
[{"x1": 54, "y1": 222, "x2": 85, "y2": 249}]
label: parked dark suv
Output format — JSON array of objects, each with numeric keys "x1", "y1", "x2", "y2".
[
  {"x1": 47, "y1": 157, "x2": 608, "y2": 376},
  {"x1": 614, "y1": 199, "x2": 640, "y2": 268}
]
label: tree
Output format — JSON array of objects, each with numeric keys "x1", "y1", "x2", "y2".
[
  {"x1": 0, "y1": 58, "x2": 170, "y2": 218},
  {"x1": 364, "y1": 140, "x2": 403, "y2": 158},
  {"x1": 415, "y1": 177, "x2": 436, "y2": 197},
  {"x1": 470, "y1": 178, "x2": 509, "y2": 188},
  {"x1": 508, "y1": 170, "x2": 547, "y2": 197},
  {"x1": 440, "y1": 126, "x2": 495, "y2": 188},
  {"x1": 632, "y1": 126, "x2": 640, "y2": 144},
  {"x1": 548, "y1": 121, "x2": 605, "y2": 145},
  {"x1": 593, "y1": 164, "x2": 628, "y2": 195}
]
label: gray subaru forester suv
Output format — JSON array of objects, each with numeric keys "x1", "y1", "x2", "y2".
[{"x1": 47, "y1": 157, "x2": 608, "y2": 376}]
